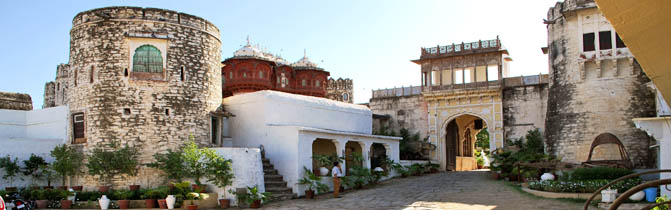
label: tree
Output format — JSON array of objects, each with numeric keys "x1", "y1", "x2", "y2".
[
  {"x1": 475, "y1": 128, "x2": 490, "y2": 152},
  {"x1": 0, "y1": 155, "x2": 21, "y2": 187},
  {"x1": 147, "y1": 149, "x2": 186, "y2": 182},
  {"x1": 50, "y1": 144, "x2": 83, "y2": 186},
  {"x1": 23, "y1": 153, "x2": 48, "y2": 186},
  {"x1": 86, "y1": 141, "x2": 139, "y2": 187},
  {"x1": 205, "y1": 153, "x2": 234, "y2": 198},
  {"x1": 183, "y1": 139, "x2": 217, "y2": 185}
]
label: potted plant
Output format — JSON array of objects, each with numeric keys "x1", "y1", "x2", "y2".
[
  {"x1": 311, "y1": 154, "x2": 331, "y2": 176},
  {"x1": 476, "y1": 156, "x2": 484, "y2": 169},
  {"x1": 31, "y1": 189, "x2": 49, "y2": 209},
  {"x1": 114, "y1": 190, "x2": 133, "y2": 209},
  {"x1": 40, "y1": 164, "x2": 57, "y2": 189},
  {"x1": 185, "y1": 192, "x2": 209, "y2": 210},
  {"x1": 168, "y1": 181, "x2": 192, "y2": 209},
  {"x1": 23, "y1": 154, "x2": 48, "y2": 188},
  {"x1": 58, "y1": 189, "x2": 74, "y2": 209},
  {"x1": 298, "y1": 167, "x2": 328, "y2": 199},
  {"x1": 182, "y1": 139, "x2": 217, "y2": 191},
  {"x1": 147, "y1": 149, "x2": 186, "y2": 185},
  {"x1": 141, "y1": 189, "x2": 162, "y2": 208},
  {"x1": 0, "y1": 155, "x2": 21, "y2": 191},
  {"x1": 50, "y1": 145, "x2": 83, "y2": 190},
  {"x1": 204, "y1": 153, "x2": 234, "y2": 208},
  {"x1": 238, "y1": 186, "x2": 270, "y2": 209},
  {"x1": 86, "y1": 141, "x2": 139, "y2": 192}
]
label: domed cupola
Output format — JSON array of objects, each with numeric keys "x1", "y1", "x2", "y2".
[
  {"x1": 291, "y1": 50, "x2": 319, "y2": 69},
  {"x1": 233, "y1": 36, "x2": 263, "y2": 58}
]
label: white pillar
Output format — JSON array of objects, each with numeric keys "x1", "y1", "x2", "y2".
[
  {"x1": 633, "y1": 117, "x2": 671, "y2": 198},
  {"x1": 334, "y1": 139, "x2": 347, "y2": 176},
  {"x1": 362, "y1": 142, "x2": 372, "y2": 169}
]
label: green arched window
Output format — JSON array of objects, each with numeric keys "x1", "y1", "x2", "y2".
[{"x1": 132, "y1": 45, "x2": 163, "y2": 73}]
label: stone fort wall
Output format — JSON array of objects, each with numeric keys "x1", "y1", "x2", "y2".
[
  {"x1": 44, "y1": 6, "x2": 222, "y2": 188},
  {"x1": 502, "y1": 75, "x2": 549, "y2": 141},
  {"x1": 545, "y1": 0, "x2": 656, "y2": 167},
  {"x1": 0, "y1": 92, "x2": 33, "y2": 111}
]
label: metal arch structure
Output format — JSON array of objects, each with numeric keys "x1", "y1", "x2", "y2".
[{"x1": 583, "y1": 169, "x2": 671, "y2": 210}]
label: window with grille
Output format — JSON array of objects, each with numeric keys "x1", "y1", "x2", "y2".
[
  {"x1": 616, "y1": 33, "x2": 626, "y2": 48},
  {"x1": 132, "y1": 45, "x2": 163, "y2": 73},
  {"x1": 583, "y1": 33, "x2": 595, "y2": 52},
  {"x1": 599, "y1": 31, "x2": 612, "y2": 50},
  {"x1": 72, "y1": 113, "x2": 86, "y2": 144}
]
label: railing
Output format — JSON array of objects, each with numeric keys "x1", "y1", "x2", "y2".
[
  {"x1": 584, "y1": 169, "x2": 671, "y2": 210},
  {"x1": 421, "y1": 38, "x2": 500, "y2": 57},
  {"x1": 502, "y1": 74, "x2": 549, "y2": 87},
  {"x1": 371, "y1": 86, "x2": 422, "y2": 98}
]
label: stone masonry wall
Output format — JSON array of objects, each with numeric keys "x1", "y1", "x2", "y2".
[
  {"x1": 503, "y1": 83, "x2": 549, "y2": 141},
  {"x1": 52, "y1": 6, "x2": 222, "y2": 188},
  {"x1": 545, "y1": 1, "x2": 656, "y2": 168},
  {"x1": 0, "y1": 91, "x2": 33, "y2": 110},
  {"x1": 327, "y1": 78, "x2": 353, "y2": 103},
  {"x1": 369, "y1": 94, "x2": 428, "y2": 140}
]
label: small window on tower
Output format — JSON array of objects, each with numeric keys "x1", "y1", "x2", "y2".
[
  {"x1": 72, "y1": 113, "x2": 86, "y2": 144},
  {"x1": 180, "y1": 66, "x2": 185, "y2": 81},
  {"x1": 583, "y1": 33, "x2": 595, "y2": 52},
  {"x1": 229, "y1": 71, "x2": 233, "y2": 79},
  {"x1": 616, "y1": 33, "x2": 626, "y2": 48},
  {"x1": 124, "y1": 68, "x2": 129, "y2": 77},
  {"x1": 316, "y1": 80, "x2": 320, "y2": 87},
  {"x1": 259, "y1": 71, "x2": 264, "y2": 79},
  {"x1": 302, "y1": 79, "x2": 306, "y2": 87},
  {"x1": 599, "y1": 31, "x2": 612, "y2": 50}
]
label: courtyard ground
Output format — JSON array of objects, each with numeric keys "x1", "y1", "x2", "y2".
[{"x1": 260, "y1": 170, "x2": 595, "y2": 210}]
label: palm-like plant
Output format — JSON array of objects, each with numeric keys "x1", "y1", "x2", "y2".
[{"x1": 298, "y1": 167, "x2": 328, "y2": 195}]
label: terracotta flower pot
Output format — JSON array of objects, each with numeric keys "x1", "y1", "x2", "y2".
[
  {"x1": 191, "y1": 184, "x2": 206, "y2": 192},
  {"x1": 5, "y1": 187, "x2": 17, "y2": 192},
  {"x1": 58, "y1": 186, "x2": 68, "y2": 190},
  {"x1": 187, "y1": 205, "x2": 198, "y2": 210},
  {"x1": 145, "y1": 199, "x2": 156, "y2": 208},
  {"x1": 36, "y1": 200, "x2": 49, "y2": 209},
  {"x1": 477, "y1": 165, "x2": 483, "y2": 169},
  {"x1": 72, "y1": 186, "x2": 83, "y2": 191},
  {"x1": 158, "y1": 199, "x2": 168, "y2": 209},
  {"x1": 218, "y1": 199, "x2": 230, "y2": 209},
  {"x1": 60, "y1": 200, "x2": 73, "y2": 209},
  {"x1": 250, "y1": 200, "x2": 261, "y2": 209},
  {"x1": 118, "y1": 200, "x2": 130, "y2": 209},
  {"x1": 313, "y1": 169, "x2": 321, "y2": 176},
  {"x1": 129, "y1": 185, "x2": 140, "y2": 191},
  {"x1": 98, "y1": 186, "x2": 111, "y2": 193},
  {"x1": 305, "y1": 190, "x2": 315, "y2": 199}
]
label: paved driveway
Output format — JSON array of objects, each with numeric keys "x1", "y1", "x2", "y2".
[{"x1": 262, "y1": 170, "x2": 593, "y2": 210}]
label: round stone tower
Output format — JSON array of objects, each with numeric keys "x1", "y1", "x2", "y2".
[
  {"x1": 65, "y1": 7, "x2": 222, "y2": 187},
  {"x1": 544, "y1": 1, "x2": 655, "y2": 168}
]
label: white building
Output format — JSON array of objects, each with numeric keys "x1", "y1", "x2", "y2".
[{"x1": 224, "y1": 90, "x2": 401, "y2": 196}]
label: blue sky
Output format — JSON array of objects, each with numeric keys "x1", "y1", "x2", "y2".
[{"x1": 0, "y1": 0, "x2": 557, "y2": 108}]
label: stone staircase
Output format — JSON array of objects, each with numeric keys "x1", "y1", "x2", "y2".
[{"x1": 262, "y1": 158, "x2": 294, "y2": 201}]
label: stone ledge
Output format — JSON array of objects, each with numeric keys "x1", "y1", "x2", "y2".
[{"x1": 521, "y1": 186, "x2": 601, "y2": 200}]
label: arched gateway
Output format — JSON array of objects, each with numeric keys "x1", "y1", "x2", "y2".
[{"x1": 412, "y1": 38, "x2": 508, "y2": 171}]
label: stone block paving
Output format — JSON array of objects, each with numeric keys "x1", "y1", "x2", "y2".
[{"x1": 261, "y1": 171, "x2": 595, "y2": 210}]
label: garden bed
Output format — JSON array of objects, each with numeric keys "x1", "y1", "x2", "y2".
[{"x1": 521, "y1": 186, "x2": 600, "y2": 200}]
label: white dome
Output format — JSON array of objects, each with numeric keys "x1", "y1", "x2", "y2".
[
  {"x1": 233, "y1": 44, "x2": 262, "y2": 57},
  {"x1": 291, "y1": 49, "x2": 318, "y2": 68}
]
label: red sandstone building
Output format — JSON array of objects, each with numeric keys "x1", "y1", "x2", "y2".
[{"x1": 222, "y1": 41, "x2": 330, "y2": 98}]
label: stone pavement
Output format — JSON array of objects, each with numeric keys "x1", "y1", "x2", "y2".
[{"x1": 262, "y1": 170, "x2": 594, "y2": 210}]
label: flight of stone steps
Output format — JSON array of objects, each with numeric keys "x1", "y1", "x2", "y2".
[{"x1": 262, "y1": 158, "x2": 295, "y2": 201}]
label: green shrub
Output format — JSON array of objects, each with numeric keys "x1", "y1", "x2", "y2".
[
  {"x1": 528, "y1": 178, "x2": 641, "y2": 193},
  {"x1": 87, "y1": 141, "x2": 139, "y2": 186},
  {"x1": 147, "y1": 149, "x2": 186, "y2": 182},
  {"x1": 0, "y1": 155, "x2": 21, "y2": 186},
  {"x1": 298, "y1": 167, "x2": 329, "y2": 193},
  {"x1": 23, "y1": 154, "x2": 48, "y2": 185},
  {"x1": 51, "y1": 144, "x2": 83, "y2": 186},
  {"x1": 571, "y1": 167, "x2": 634, "y2": 181}
]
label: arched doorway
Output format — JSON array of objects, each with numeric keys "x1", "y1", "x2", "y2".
[
  {"x1": 312, "y1": 139, "x2": 337, "y2": 174},
  {"x1": 444, "y1": 114, "x2": 487, "y2": 171},
  {"x1": 345, "y1": 141, "x2": 363, "y2": 172},
  {"x1": 370, "y1": 143, "x2": 387, "y2": 170}
]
